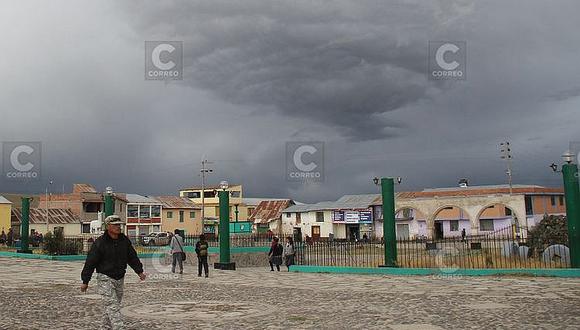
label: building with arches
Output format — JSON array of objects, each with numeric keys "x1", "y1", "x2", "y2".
[{"x1": 372, "y1": 184, "x2": 565, "y2": 239}]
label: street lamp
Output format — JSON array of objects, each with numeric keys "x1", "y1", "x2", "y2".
[
  {"x1": 104, "y1": 186, "x2": 114, "y2": 217},
  {"x1": 563, "y1": 150, "x2": 574, "y2": 164},
  {"x1": 219, "y1": 180, "x2": 229, "y2": 190}
]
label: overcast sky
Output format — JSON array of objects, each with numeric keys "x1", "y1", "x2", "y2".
[{"x1": 1, "y1": 0, "x2": 579, "y2": 203}]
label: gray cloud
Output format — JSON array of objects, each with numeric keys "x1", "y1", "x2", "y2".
[{"x1": 0, "y1": 0, "x2": 579, "y2": 203}]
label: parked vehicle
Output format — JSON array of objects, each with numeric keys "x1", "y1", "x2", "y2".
[{"x1": 141, "y1": 232, "x2": 171, "y2": 246}]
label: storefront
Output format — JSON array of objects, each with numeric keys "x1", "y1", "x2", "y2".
[{"x1": 332, "y1": 209, "x2": 373, "y2": 240}]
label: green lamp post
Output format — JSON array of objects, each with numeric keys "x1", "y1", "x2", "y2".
[
  {"x1": 17, "y1": 197, "x2": 33, "y2": 254},
  {"x1": 375, "y1": 177, "x2": 398, "y2": 267},
  {"x1": 214, "y1": 180, "x2": 236, "y2": 270},
  {"x1": 561, "y1": 151, "x2": 580, "y2": 268}
]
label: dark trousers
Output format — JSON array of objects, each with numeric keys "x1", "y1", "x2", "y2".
[{"x1": 198, "y1": 256, "x2": 209, "y2": 276}]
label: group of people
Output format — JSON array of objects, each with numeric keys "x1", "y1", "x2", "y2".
[
  {"x1": 168, "y1": 229, "x2": 210, "y2": 278},
  {"x1": 0, "y1": 228, "x2": 14, "y2": 246},
  {"x1": 268, "y1": 236, "x2": 295, "y2": 271}
]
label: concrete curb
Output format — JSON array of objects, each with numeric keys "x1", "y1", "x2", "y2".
[{"x1": 289, "y1": 265, "x2": 580, "y2": 278}]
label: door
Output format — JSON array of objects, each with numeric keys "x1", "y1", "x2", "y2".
[
  {"x1": 311, "y1": 226, "x2": 320, "y2": 240},
  {"x1": 346, "y1": 225, "x2": 360, "y2": 241},
  {"x1": 434, "y1": 222, "x2": 444, "y2": 240},
  {"x1": 396, "y1": 224, "x2": 410, "y2": 239}
]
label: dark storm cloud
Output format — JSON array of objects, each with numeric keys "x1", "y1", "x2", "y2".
[{"x1": 122, "y1": 0, "x2": 475, "y2": 140}]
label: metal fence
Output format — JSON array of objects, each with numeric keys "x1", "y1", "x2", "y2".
[{"x1": 296, "y1": 226, "x2": 571, "y2": 269}]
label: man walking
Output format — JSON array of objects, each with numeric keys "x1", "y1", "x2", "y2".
[
  {"x1": 195, "y1": 234, "x2": 209, "y2": 277},
  {"x1": 80, "y1": 215, "x2": 146, "y2": 330},
  {"x1": 170, "y1": 229, "x2": 185, "y2": 274}
]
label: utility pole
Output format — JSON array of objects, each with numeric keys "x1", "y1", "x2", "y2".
[
  {"x1": 500, "y1": 141, "x2": 513, "y2": 195},
  {"x1": 45, "y1": 180, "x2": 53, "y2": 234},
  {"x1": 200, "y1": 159, "x2": 213, "y2": 234}
]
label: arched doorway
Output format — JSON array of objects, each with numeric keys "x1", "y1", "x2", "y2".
[
  {"x1": 431, "y1": 205, "x2": 470, "y2": 240},
  {"x1": 476, "y1": 203, "x2": 519, "y2": 235},
  {"x1": 394, "y1": 207, "x2": 427, "y2": 239}
]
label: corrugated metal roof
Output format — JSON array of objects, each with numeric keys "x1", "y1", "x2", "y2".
[
  {"x1": 180, "y1": 184, "x2": 241, "y2": 191},
  {"x1": 0, "y1": 195, "x2": 11, "y2": 204},
  {"x1": 334, "y1": 194, "x2": 379, "y2": 209},
  {"x1": 72, "y1": 183, "x2": 97, "y2": 193},
  {"x1": 154, "y1": 196, "x2": 200, "y2": 209},
  {"x1": 125, "y1": 194, "x2": 162, "y2": 204},
  {"x1": 249, "y1": 200, "x2": 294, "y2": 224},
  {"x1": 243, "y1": 198, "x2": 290, "y2": 206},
  {"x1": 283, "y1": 194, "x2": 378, "y2": 213},
  {"x1": 11, "y1": 208, "x2": 80, "y2": 225}
]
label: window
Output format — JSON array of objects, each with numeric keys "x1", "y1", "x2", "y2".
[
  {"x1": 84, "y1": 202, "x2": 101, "y2": 213},
  {"x1": 81, "y1": 223, "x2": 91, "y2": 234},
  {"x1": 127, "y1": 205, "x2": 138, "y2": 218},
  {"x1": 190, "y1": 211, "x2": 196, "y2": 218},
  {"x1": 559, "y1": 196, "x2": 564, "y2": 206},
  {"x1": 286, "y1": 212, "x2": 291, "y2": 218},
  {"x1": 480, "y1": 219, "x2": 494, "y2": 231},
  {"x1": 151, "y1": 205, "x2": 161, "y2": 218},
  {"x1": 551, "y1": 196, "x2": 556, "y2": 206},
  {"x1": 204, "y1": 191, "x2": 216, "y2": 198},
  {"x1": 167, "y1": 211, "x2": 173, "y2": 219},
  {"x1": 316, "y1": 212, "x2": 324, "y2": 222},
  {"x1": 186, "y1": 191, "x2": 201, "y2": 199},
  {"x1": 230, "y1": 191, "x2": 241, "y2": 198},
  {"x1": 179, "y1": 211, "x2": 184, "y2": 223},
  {"x1": 450, "y1": 220, "x2": 459, "y2": 232},
  {"x1": 525, "y1": 196, "x2": 533, "y2": 215},
  {"x1": 139, "y1": 205, "x2": 151, "y2": 218}
]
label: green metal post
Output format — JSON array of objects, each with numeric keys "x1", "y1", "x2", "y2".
[
  {"x1": 104, "y1": 193, "x2": 114, "y2": 217},
  {"x1": 18, "y1": 197, "x2": 32, "y2": 253},
  {"x1": 562, "y1": 163, "x2": 580, "y2": 268},
  {"x1": 381, "y1": 178, "x2": 397, "y2": 267},
  {"x1": 219, "y1": 189, "x2": 231, "y2": 264}
]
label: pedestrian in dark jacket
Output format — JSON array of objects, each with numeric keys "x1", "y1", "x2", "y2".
[
  {"x1": 268, "y1": 236, "x2": 283, "y2": 271},
  {"x1": 80, "y1": 215, "x2": 145, "y2": 330},
  {"x1": 195, "y1": 234, "x2": 209, "y2": 277}
]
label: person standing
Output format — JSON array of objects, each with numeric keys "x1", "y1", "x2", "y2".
[
  {"x1": 170, "y1": 229, "x2": 185, "y2": 274},
  {"x1": 195, "y1": 234, "x2": 209, "y2": 277},
  {"x1": 7, "y1": 228, "x2": 13, "y2": 247},
  {"x1": 461, "y1": 228, "x2": 467, "y2": 243},
  {"x1": 283, "y1": 236, "x2": 295, "y2": 271},
  {"x1": 80, "y1": 215, "x2": 146, "y2": 330},
  {"x1": 0, "y1": 229, "x2": 6, "y2": 246},
  {"x1": 268, "y1": 237, "x2": 283, "y2": 271}
]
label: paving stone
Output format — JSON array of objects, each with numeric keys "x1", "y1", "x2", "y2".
[{"x1": 0, "y1": 257, "x2": 579, "y2": 329}]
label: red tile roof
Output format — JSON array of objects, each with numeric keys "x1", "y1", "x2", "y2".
[{"x1": 371, "y1": 185, "x2": 564, "y2": 205}]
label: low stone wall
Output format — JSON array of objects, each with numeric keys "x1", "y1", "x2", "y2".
[{"x1": 159, "y1": 251, "x2": 270, "y2": 268}]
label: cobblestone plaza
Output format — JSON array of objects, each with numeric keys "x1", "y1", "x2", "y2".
[{"x1": 1, "y1": 257, "x2": 580, "y2": 329}]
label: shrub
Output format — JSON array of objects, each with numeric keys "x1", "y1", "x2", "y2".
[{"x1": 42, "y1": 231, "x2": 83, "y2": 255}]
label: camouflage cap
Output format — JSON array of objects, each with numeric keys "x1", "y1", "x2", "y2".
[{"x1": 104, "y1": 215, "x2": 124, "y2": 226}]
